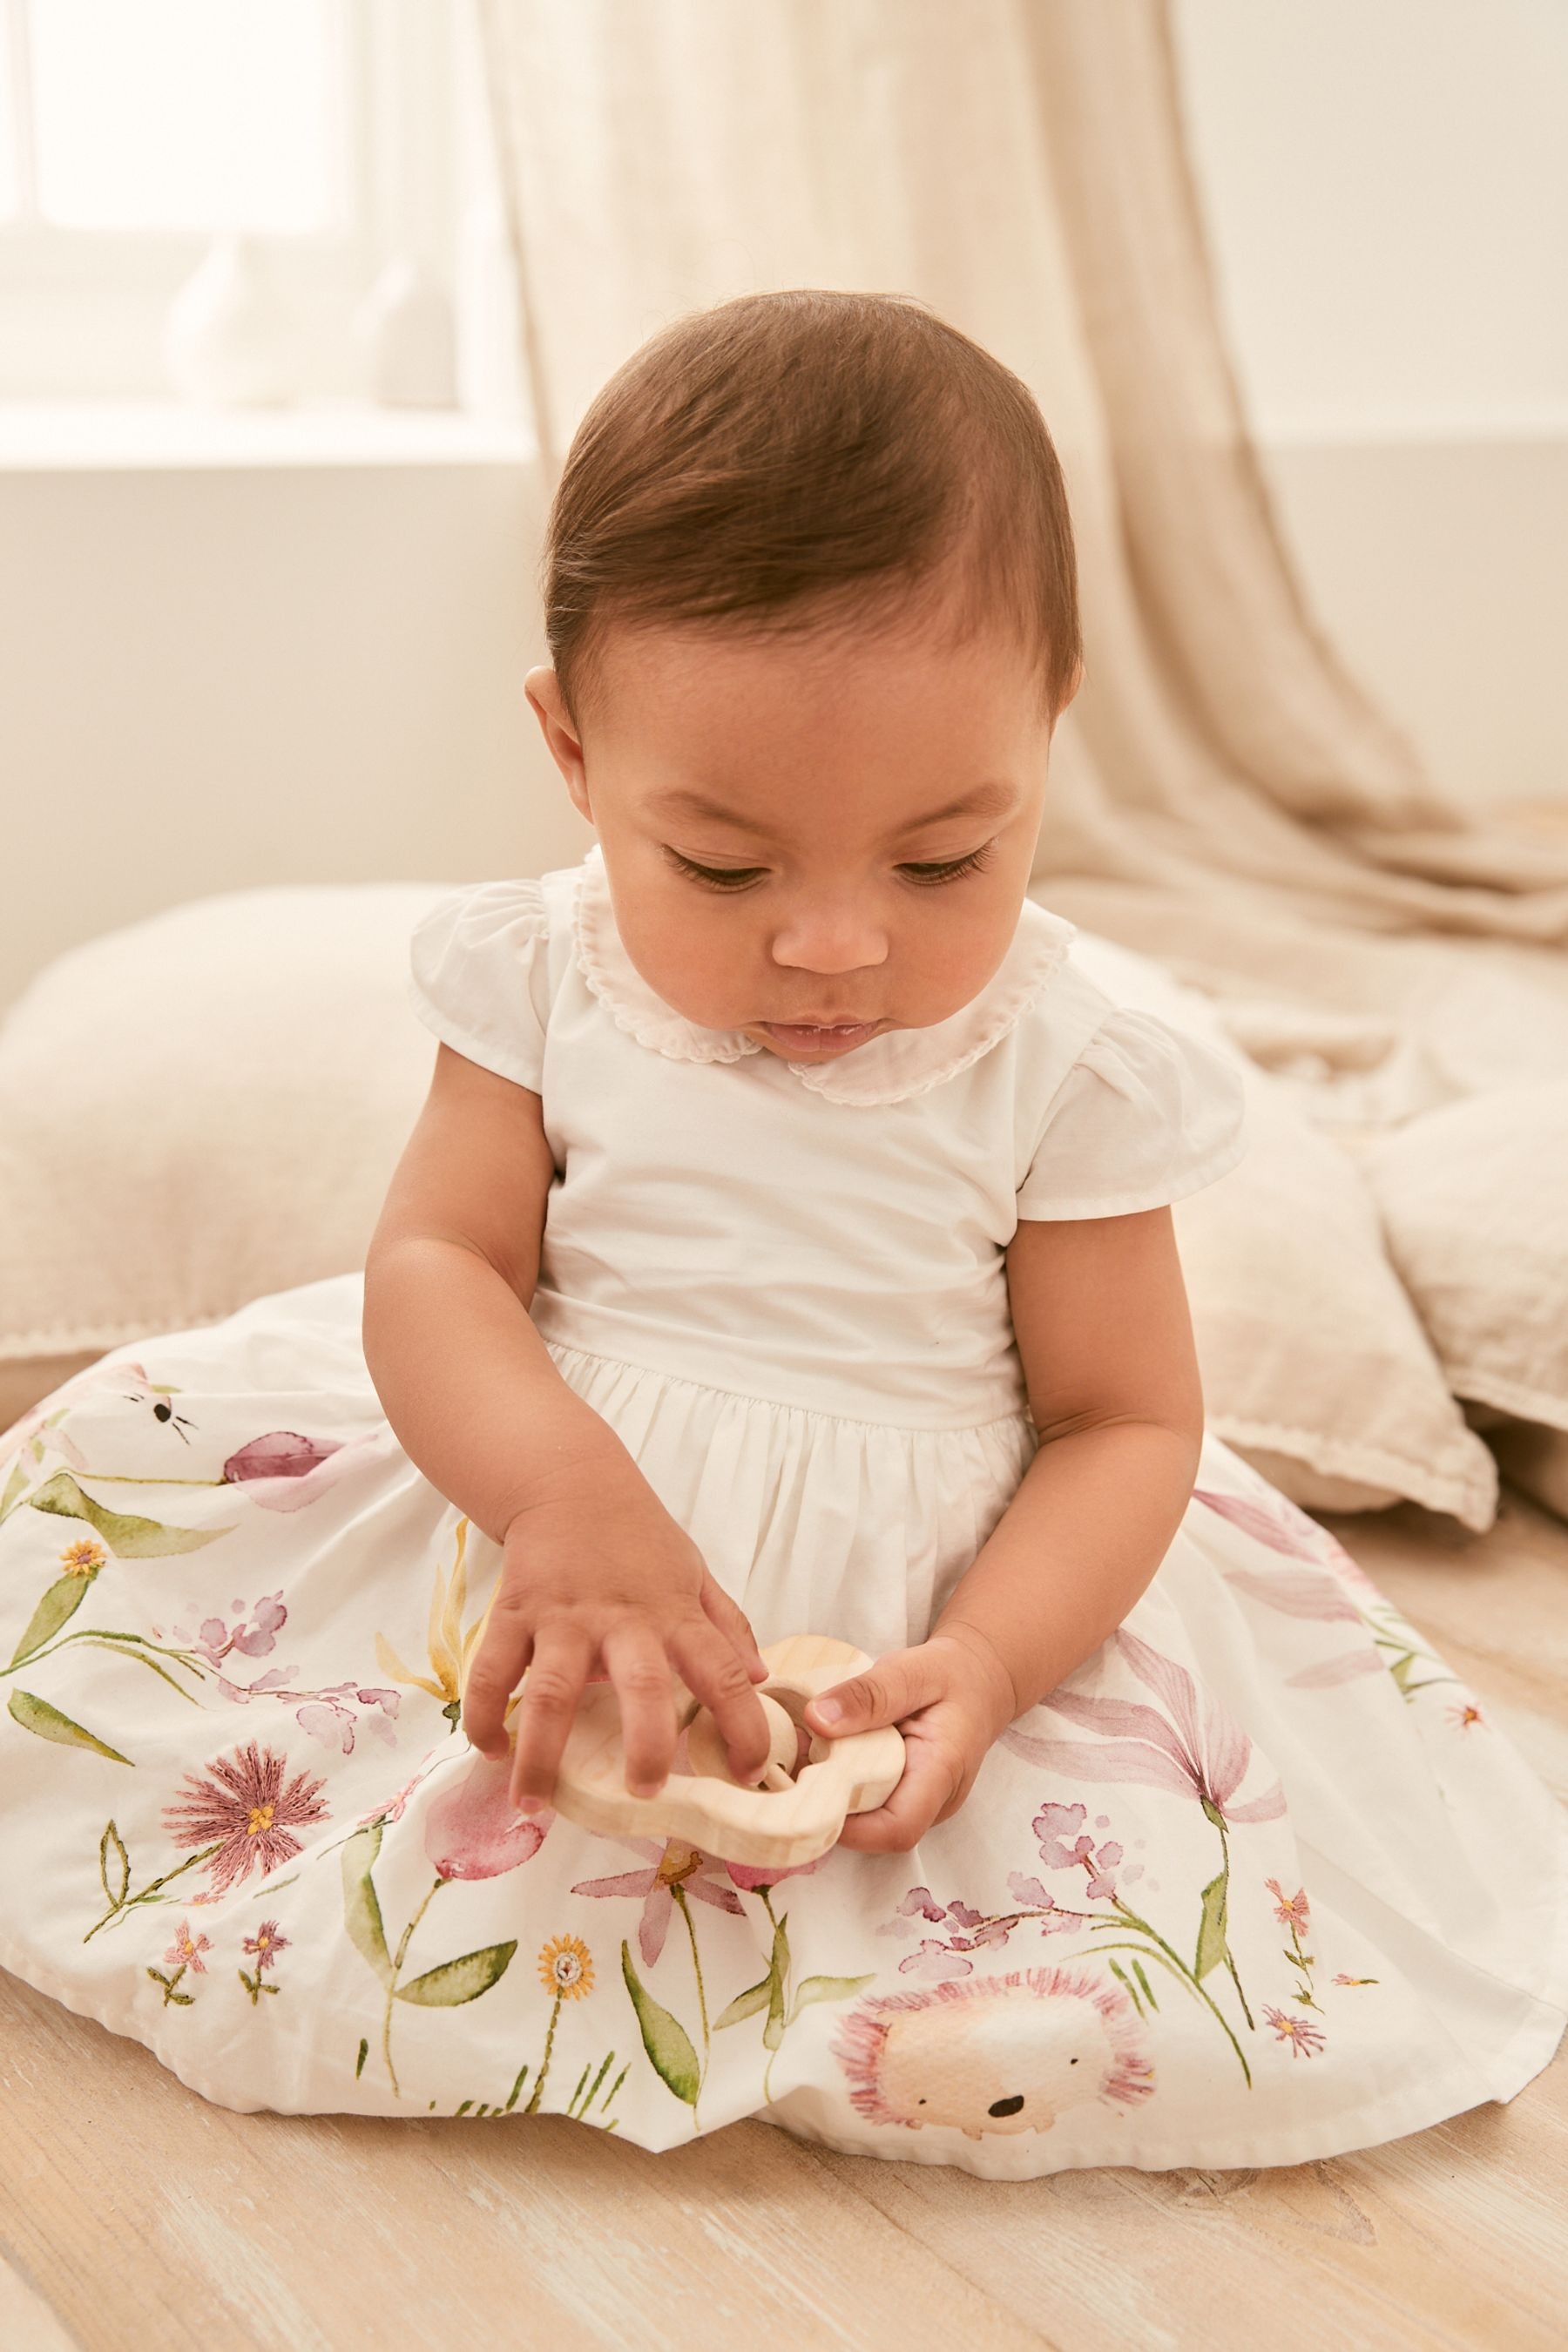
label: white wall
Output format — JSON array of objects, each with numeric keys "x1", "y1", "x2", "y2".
[
  {"x1": 0, "y1": 436, "x2": 584, "y2": 1014},
  {"x1": 1174, "y1": 0, "x2": 1568, "y2": 808}
]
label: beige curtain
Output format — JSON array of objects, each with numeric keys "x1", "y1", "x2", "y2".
[{"x1": 478, "y1": 0, "x2": 1568, "y2": 1126}]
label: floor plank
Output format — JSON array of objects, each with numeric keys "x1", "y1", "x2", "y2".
[{"x1": 2, "y1": 1487, "x2": 1564, "y2": 2351}]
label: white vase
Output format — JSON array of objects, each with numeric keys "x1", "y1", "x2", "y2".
[
  {"x1": 352, "y1": 258, "x2": 458, "y2": 409},
  {"x1": 163, "y1": 235, "x2": 300, "y2": 408}
]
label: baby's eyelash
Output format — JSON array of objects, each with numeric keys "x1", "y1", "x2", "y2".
[
  {"x1": 897, "y1": 844, "x2": 996, "y2": 887},
  {"x1": 665, "y1": 850, "x2": 767, "y2": 892},
  {"x1": 664, "y1": 842, "x2": 997, "y2": 892}
]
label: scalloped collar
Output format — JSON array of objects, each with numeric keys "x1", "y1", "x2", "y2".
[{"x1": 570, "y1": 843, "x2": 1077, "y2": 1107}]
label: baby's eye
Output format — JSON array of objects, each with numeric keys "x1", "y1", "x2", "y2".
[
  {"x1": 896, "y1": 845, "x2": 995, "y2": 887},
  {"x1": 665, "y1": 849, "x2": 768, "y2": 892}
]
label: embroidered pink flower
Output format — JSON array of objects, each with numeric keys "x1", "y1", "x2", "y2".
[
  {"x1": 1264, "y1": 2004, "x2": 1326, "y2": 2058},
  {"x1": 241, "y1": 1920, "x2": 289, "y2": 1971},
  {"x1": 163, "y1": 1740, "x2": 330, "y2": 1894},
  {"x1": 1003, "y1": 1628, "x2": 1287, "y2": 1826},
  {"x1": 1448, "y1": 1700, "x2": 1485, "y2": 1732},
  {"x1": 1267, "y1": 1879, "x2": 1311, "y2": 1931},
  {"x1": 422, "y1": 1753, "x2": 551, "y2": 1880},
  {"x1": 165, "y1": 1919, "x2": 213, "y2": 1973},
  {"x1": 571, "y1": 1839, "x2": 745, "y2": 1969}
]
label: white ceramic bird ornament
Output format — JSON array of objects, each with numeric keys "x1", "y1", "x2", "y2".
[{"x1": 541, "y1": 1635, "x2": 906, "y2": 1869}]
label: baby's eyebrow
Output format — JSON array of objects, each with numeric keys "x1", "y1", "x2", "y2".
[{"x1": 650, "y1": 781, "x2": 1017, "y2": 838}]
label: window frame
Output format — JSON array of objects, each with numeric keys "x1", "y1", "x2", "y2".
[{"x1": 0, "y1": 0, "x2": 461, "y2": 402}]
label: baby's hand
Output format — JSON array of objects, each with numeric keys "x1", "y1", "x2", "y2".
[
  {"x1": 463, "y1": 1447, "x2": 772, "y2": 1812},
  {"x1": 803, "y1": 1627, "x2": 1018, "y2": 1855}
]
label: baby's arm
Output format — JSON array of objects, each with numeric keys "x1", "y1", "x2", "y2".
[
  {"x1": 932, "y1": 1205, "x2": 1204, "y2": 1713},
  {"x1": 362, "y1": 1043, "x2": 771, "y2": 1801}
]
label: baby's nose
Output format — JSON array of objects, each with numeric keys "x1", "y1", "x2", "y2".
[{"x1": 770, "y1": 909, "x2": 889, "y2": 975}]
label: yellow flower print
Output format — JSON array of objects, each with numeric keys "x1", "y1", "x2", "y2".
[
  {"x1": 538, "y1": 1933, "x2": 594, "y2": 2001},
  {"x1": 375, "y1": 1517, "x2": 497, "y2": 1728},
  {"x1": 58, "y1": 1537, "x2": 105, "y2": 1579}
]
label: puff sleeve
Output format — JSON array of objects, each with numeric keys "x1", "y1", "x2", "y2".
[
  {"x1": 1016, "y1": 1006, "x2": 1247, "y2": 1220},
  {"x1": 407, "y1": 879, "x2": 553, "y2": 1092}
]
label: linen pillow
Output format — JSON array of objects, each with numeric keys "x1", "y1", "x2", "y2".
[
  {"x1": 1064, "y1": 930, "x2": 1499, "y2": 1531},
  {"x1": 0, "y1": 885, "x2": 443, "y2": 1435},
  {"x1": 1355, "y1": 1084, "x2": 1568, "y2": 1519}
]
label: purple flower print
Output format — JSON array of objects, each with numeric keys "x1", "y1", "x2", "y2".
[
  {"x1": 1003, "y1": 1627, "x2": 1287, "y2": 1827},
  {"x1": 571, "y1": 1839, "x2": 745, "y2": 1970},
  {"x1": 294, "y1": 1685, "x2": 401, "y2": 1754},
  {"x1": 422, "y1": 1753, "x2": 550, "y2": 1881},
  {"x1": 191, "y1": 1592, "x2": 288, "y2": 1666}
]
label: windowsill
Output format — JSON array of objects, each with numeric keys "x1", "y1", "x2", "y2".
[{"x1": 0, "y1": 401, "x2": 538, "y2": 471}]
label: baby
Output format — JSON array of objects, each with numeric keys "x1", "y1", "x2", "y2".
[
  {"x1": 3, "y1": 289, "x2": 1558, "y2": 2168},
  {"x1": 362, "y1": 287, "x2": 1229, "y2": 1855}
]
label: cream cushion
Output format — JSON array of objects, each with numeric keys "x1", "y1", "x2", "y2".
[
  {"x1": 0, "y1": 884, "x2": 1517, "y2": 1534},
  {"x1": 1066, "y1": 935, "x2": 1499, "y2": 1531},
  {"x1": 1355, "y1": 1083, "x2": 1568, "y2": 1495},
  {"x1": 0, "y1": 886, "x2": 441, "y2": 1433}
]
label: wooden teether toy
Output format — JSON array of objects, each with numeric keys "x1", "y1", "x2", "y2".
[{"x1": 543, "y1": 1635, "x2": 905, "y2": 1869}]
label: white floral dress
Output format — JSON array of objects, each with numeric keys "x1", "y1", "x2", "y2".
[{"x1": 0, "y1": 843, "x2": 1563, "y2": 2178}]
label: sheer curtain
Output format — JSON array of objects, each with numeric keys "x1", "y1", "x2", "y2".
[{"x1": 477, "y1": 0, "x2": 1568, "y2": 1119}]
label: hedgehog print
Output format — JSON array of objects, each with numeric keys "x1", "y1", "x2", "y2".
[{"x1": 831, "y1": 1966, "x2": 1154, "y2": 2139}]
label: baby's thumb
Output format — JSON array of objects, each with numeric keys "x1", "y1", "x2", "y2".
[{"x1": 806, "y1": 1647, "x2": 932, "y2": 1735}]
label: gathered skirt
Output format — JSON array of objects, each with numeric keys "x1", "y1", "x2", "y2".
[{"x1": 0, "y1": 1269, "x2": 1563, "y2": 2177}]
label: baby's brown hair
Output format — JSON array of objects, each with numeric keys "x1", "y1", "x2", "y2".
[{"x1": 541, "y1": 287, "x2": 1080, "y2": 733}]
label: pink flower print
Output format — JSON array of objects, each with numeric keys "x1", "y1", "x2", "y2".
[
  {"x1": 1266, "y1": 1879, "x2": 1310, "y2": 1931},
  {"x1": 165, "y1": 1920, "x2": 213, "y2": 1973},
  {"x1": 1264, "y1": 2004, "x2": 1326, "y2": 2058},
  {"x1": 241, "y1": 1920, "x2": 289, "y2": 1972},
  {"x1": 359, "y1": 1748, "x2": 444, "y2": 1828},
  {"x1": 1448, "y1": 1700, "x2": 1485, "y2": 1732},
  {"x1": 163, "y1": 1740, "x2": 330, "y2": 1895},
  {"x1": 193, "y1": 1592, "x2": 288, "y2": 1667},
  {"x1": 570, "y1": 1839, "x2": 745, "y2": 1970},
  {"x1": 220, "y1": 1427, "x2": 395, "y2": 1513},
  {"x1": 1031, "y1": 1802, "x2": 1122, "y2": 1899},
  {"x1": 294, "y1": 1684, "x2": 401, "y2": 1754},
  {"x1": 725, "y1": 1855, "x2": 822, "y2": 1895},
  {"x1": 1004, "y1": 1629, "x2": 1287, "y2": 1828},
  {"x1": 898, "y1": 1938, "x2": 977, "y2": 1981},
  {"x1": 422, "y1": 1753, "x2": 551, "y2": 1881},
  {"x1": 1194, "y1": 1482, "x2": 1382, "y2": 1598}
]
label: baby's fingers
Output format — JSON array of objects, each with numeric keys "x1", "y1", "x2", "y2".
[
  {"x1": 509, "y1": 1627, "x2": 595, "y2": 1811},
  {"x1": 805, "y1": 1644, "x2": 945, "y2": 1738},
  {"x1": 601, "y1": 1622, "x2": 679, "y2": 1799},
  {"x1": 461, "y1": 1595, "x2": 535, "y2": 1761},
  {"x1": 835, "y1": 1740, "x2": 960, "y2": 1855},
  {"x1": 668, "y1": 1618, "x2": 773, "y2": 1784},
  {"x1": 699, "y1": 1574, "x2": 769, "y2": 1681}
]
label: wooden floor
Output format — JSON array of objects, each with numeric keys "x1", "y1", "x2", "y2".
[{"x1": 2, "y1": 1488, "x2": 1564, "y2": 2352}]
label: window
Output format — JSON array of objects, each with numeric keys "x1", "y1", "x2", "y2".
[{"x1": 0, "y1": 0, "x2": 479, "y2": 405}]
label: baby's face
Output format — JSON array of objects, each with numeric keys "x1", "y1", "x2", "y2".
[{"x1": 526, "y1": 605, "x2": 1071, "y2": 1062}]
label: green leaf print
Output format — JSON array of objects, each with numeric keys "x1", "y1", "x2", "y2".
[
  {"x1": 1, "y1": 1459, "x2": 30, "y2": 1526},
  {"x1": 27, "y1": 1471, "x2": 229, "y2": 1557},
  {"x1": 8, "y1": 1574, "x2": 95, "y2": 1667},
  {"x1": 620, "y1": 1939, "x2": 701, "y2": 2107},
  {"x1": 8, "y1": 1688, "x2": 132, "y2": 1765},
  {"x1": 1193, "y1": 1868, "x2": 1230, "y2": 1982},
  {"x1": 99, "y1": 1821, "x2": 130, "y2": 1909},
  {"x1": 762, "y1": 1916, "x2": 790, "y2": 2051},
  {"x1": 394, "y1": 1942, "x2": 517, "y2": 2008},
  {"x1": 341, "y1": 1823, "x2": 393, "y2": 1984},
  {"x1": 787, "y1": 1972, "x2": 875, "y2": 2024},
  {"x1": 715, "y1": 1976, "x2": 774, "y2": 2030}
]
